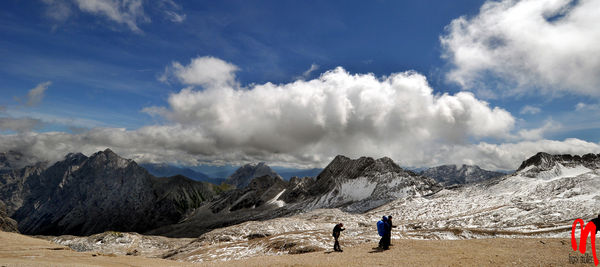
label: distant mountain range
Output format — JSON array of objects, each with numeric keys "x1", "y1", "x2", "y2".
[
  {"x1": 139, "y1": 163, "x2": 225, "y2": 184},
  {"x1": 0, "y1": 149, "x2": 227, "y2": 236},
  {"x1": 3, "y1": 148, "x2": 598, "y2": 243},
  {"x1": 148, "y1": 155, "x2": 441, "y2": 237},
  {"x1": 419, "y1": 164, "x2": 505, "y2": 186},
  {"x1": 225, "y1": 162, "x2": 281, "y2": 188},
  {"x1": 141, "y1": 163, "x2": 322, "y2": 182},
  {"x1": 271, "y1": 166, "x2": 322, "y2": 180}
]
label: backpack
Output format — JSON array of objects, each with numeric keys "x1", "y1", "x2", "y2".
[{"x1": 377, "y1": 220, "x2": 384, "y2": 236}]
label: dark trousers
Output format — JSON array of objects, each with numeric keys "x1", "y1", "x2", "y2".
[
  {"x1": 333, "y1": 236, "x2": 341, "y2": 251},
  {"x1": 382, "y1": 233, "x2": 391, "y2": 249}
]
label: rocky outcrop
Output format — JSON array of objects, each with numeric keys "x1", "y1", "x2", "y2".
[
  {"x1": 225, "y1": 162, "x2": 281, "y2": 188},
  {"x1": 0, "y1": 151, "x2": 46, "y2": 216},
  {"x1": 0, "y1": 200, "x2": 18, "y2": 232},
  {"x1": 9, "y1": 149, "x2": 222, "y2": 236},
  {"x1": 516, "y1": 152, "x2": 600, "y2": 173},
  {"x1": 420, "y1": 164, "x2": 505, "y2": 186},
  {"x1": 302, "y1": 155, "x2": 441, "y2": 212}
]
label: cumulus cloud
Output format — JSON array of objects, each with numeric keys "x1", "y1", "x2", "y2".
[
  {"x1": 25, "y1": 81, "x2": 51, "y2": 107},
  {"x1": 516, "y1": 120, "x2": 559, "y2": 141},
  {"x1": 2, "y1": 56, "x2": 596, "y2": 170},
  {"x1": 441, "y1": 0, "x2": 600, "y2": 97},
  {"x1": 160, "y1": 56, "x2": 239, "y2": 88},
  {"x1": 444, "y1": 138, "x2": 600, "y2": 171}
]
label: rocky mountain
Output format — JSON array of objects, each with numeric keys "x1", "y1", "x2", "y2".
[
  {"x1": 0, "y1": 151, "x2": 46, "y2": 216},
  {"x1": 1, "y1": 149, "x2": 225, "y2": 236},
  {"x1": 140, "y1": 163, "x2": 224, "y2": 184},
  {"x1": 149, "y1": 155, "x2": 441, "y2": 237},
  {"x1": 225, "y1": 162, "x2": 281, "y2": 188},
  {"x1": 420, "y1": 164, "x2": 505, "y2": 186},
  {"x1": 298, "y1": 155, "x2": 441, "y2": 212},
  {"x1": 154, "y1": 152, "x2": 600, "y2": 261},
  {"x1": 0, "y1": 199, "x2": 18, "y2": 232}
]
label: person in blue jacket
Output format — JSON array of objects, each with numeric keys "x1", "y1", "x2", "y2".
[{"x1": 377, "y1": 216, "x2": 387, "y2": 248}]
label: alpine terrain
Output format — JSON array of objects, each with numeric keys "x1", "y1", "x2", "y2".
[{"x1": 420, "y1": 164, "x2": 506, "y2": 186}]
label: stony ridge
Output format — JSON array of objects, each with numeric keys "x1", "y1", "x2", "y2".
[
  {"x1": 420, "y1": 164, "x2": 505, "y2": 186},
  {"x1": 6, "y1": 149, "x2": 221, "y2": 236}
]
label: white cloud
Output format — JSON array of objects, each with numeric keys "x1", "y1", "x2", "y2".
[
  {"x1": 160, "y1": 56, "x2": 239, "y2": 88},
  {"x1": 41, "y1": 0, "x2": 72, "y2": 22},
  {"x1": 26, "y1": 81, "x2": 51, "y2": 107},
  {"x1": 2, "y1": 56, "x2": 596, "y2": 170},
  {"x1": 575, "y1": 102, "x2": 600, "y2": 111},
  {"x1": 73, "y1": 0, "x2": 148, "y2": 33},
  {"x1": 300, "y1": 64, "x2": 319, "y2": 79},
  {"x1": 0, "y1": 117, "x2": 43, "y2": 133},
  {"x1": 164, "y1": 10, "x2": 186, "y2": 23},
  {"x1": 442, "y1": 0, "x2": 600, "y2": 97},
  {"x1": 516, "y1": 120, "x2": 559, "y2": 141},
  {"x1": 520, "y1": 105, "x2": 541, "y2": 115},
  {"x1": 159, "y1": 0, "x2": 186, "y2": 23},
  {"x1": 42, "y1": 0, "x2": 152, "y2": 33},
  {"x1": 444, "y1": 138, "x2": 600, "y2": 171}
]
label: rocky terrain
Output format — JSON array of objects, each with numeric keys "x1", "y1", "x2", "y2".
[
  {"x1": 419, "y1": 164, "x2": 506, "y2": 186},
  {"x1": 148, "y1": 152, "x2": 600, "y2": 262},
  {"x1": 0, "y1": 199, "x2": 18, "y2": 232},
  {"x1": 148, "y1": 155, "x2": 441, "y2": 238},
  {"x1": 0, "y1": 151, "x2": 46, "y2": 216},
  {"x1": 1, "y1": 149, "x2": 599, "y2": 265},
  {"x1": 1, "y1": 149, "x2": 226, "y2": 236},
  {"x1": 225, "y1": 162, "x2": 281, "y2": 188}
]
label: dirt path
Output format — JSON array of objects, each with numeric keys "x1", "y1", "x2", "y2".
[
  {"x1": 198, "y1": 238, "x2": 590, "y2": 267},
  {"x1": 0, "y1": 231, "x2": 594, "y2": 266},
  {"x1": 0, "y1": 231, "x2": 194, "y2": 267}
]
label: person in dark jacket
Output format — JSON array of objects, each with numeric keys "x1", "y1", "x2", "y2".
[
  {"x1": 591, "y1": 214, "x2": 600, "y2": 234},
  {"x1": 388, "y1": 215, "x2": 397, "y2": 246},
  {"x1": 382, "y1": 218, "x2": 391, "y2": 250},
  {"x1": 333, "y1": 223, "x2": 345, "y2": 252}
]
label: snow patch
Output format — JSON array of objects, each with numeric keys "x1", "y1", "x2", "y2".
[
  {"x1": 338, "y1": 177, "x2": 377, "y2": 202},
  {"x1": 266, "y1": 189, "x2": 286, "y2": 208}
]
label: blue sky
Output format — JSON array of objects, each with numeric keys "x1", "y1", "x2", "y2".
[{"x1": 0, "y1": 0, "x2": 599, "y2": 170}]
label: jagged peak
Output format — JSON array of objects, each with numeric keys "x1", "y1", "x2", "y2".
[{"x1": 516, "y1": 152, "x2": 600, "y2": 172}]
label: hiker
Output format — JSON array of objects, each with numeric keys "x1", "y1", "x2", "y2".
[
  {"x1": 377, "y1": 216, "x2": 387, "y2": 248},
  {"x1": 592, "y1": 214, "x2": 600, "y2": 234},
  {"x1": 332, "y1": 223, "x2": 345, "y2": 252},
  {"x1": 388, "y1": 215, "x2": 394, "y2": 246},
  {"x1": 382, "y1": 217, "x2": 392, "y2": 250}
]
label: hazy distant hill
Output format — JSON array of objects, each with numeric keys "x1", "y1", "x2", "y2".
[
  {"x1": 140, "y1": 163, "x2": 224, "y2": 184},
  {"x1": 270, "y1": 166, "x2": 322, "y2": 180},
  {"x1": 419, "y1": 164, "x2": 505, "y2": 186},
  {"x1": 225, "y1": 162, "x2": 281, "y2": 188}
]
